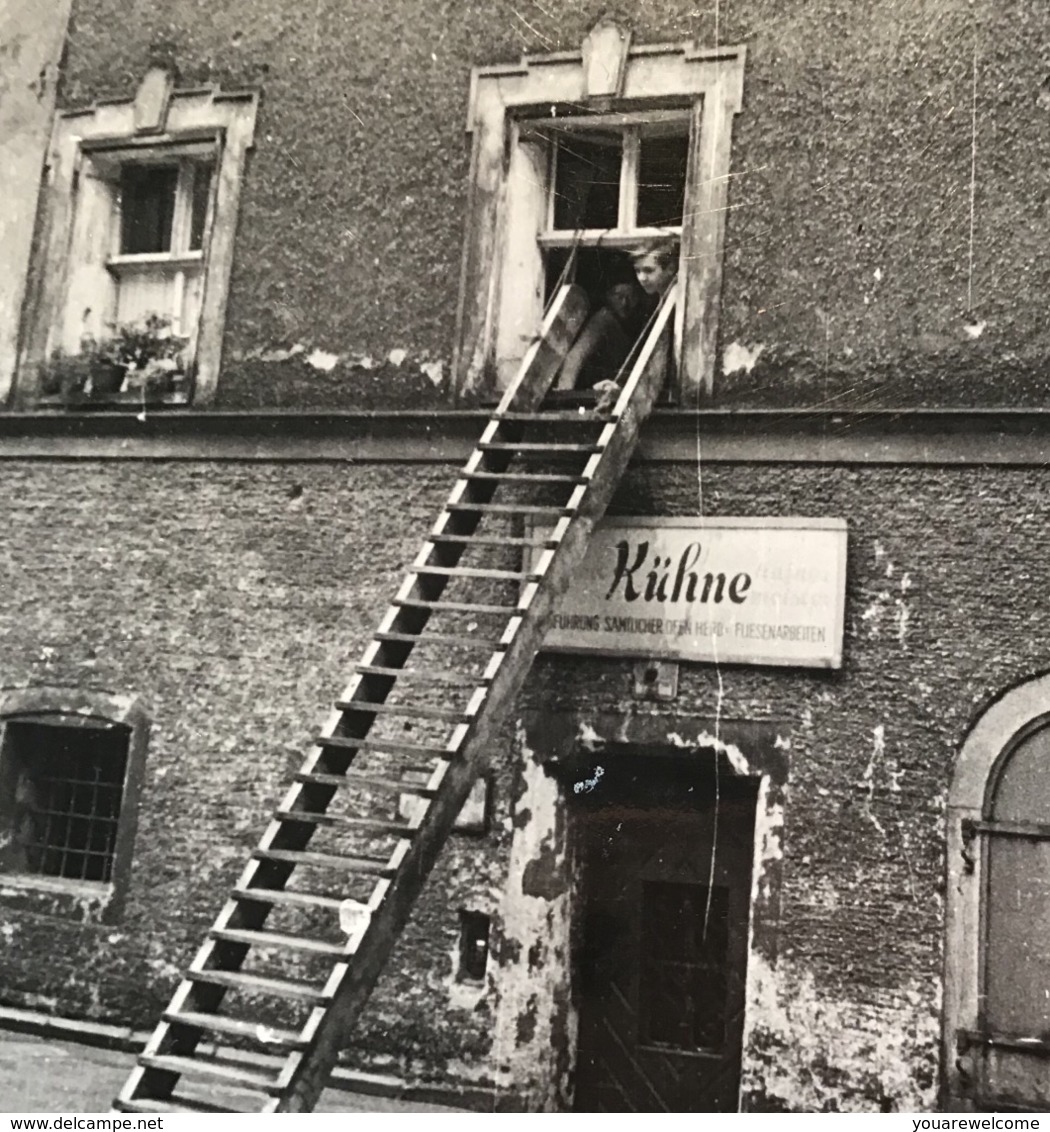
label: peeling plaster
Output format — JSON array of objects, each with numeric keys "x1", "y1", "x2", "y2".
[
  {"x1": 576, "y1": 722, "x2": 602, "y2": 750},
  {"x1": 243, "y1": 343, "x2": 305, "y2": 362},
  {"x1": 492, "y1": 731, "x2": 575, "y2": 1111},
  {"x1": 724, "y1": 341, "x2": 766, "y2": 375},
  {"x1": 741, "y1": 955, "x2": 939, "y2": 1112},
  {"x1": 420, "y1": 360, "x2": 444, "y2": 386},
  {"x1": 859, "y1": 725, "x2": 888, "y2": 834},
  {"x1": 304, "y1": 348, "x2": 340, "y2": 372},
  {"x1": 667, "y1": 727, "x2": 752, "y2": 776},
  {"x1": 858, "y1": 545, "x2": 912, "y2": 644}
]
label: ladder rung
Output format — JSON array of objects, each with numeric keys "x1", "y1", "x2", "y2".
[
  {"x1": 116, "y1": 1095, "x2": 241, "y2": 1115},
  {"x1": 231, "y1": 886, "x2": 344, "y2": 912},
  {"x1": 253, "y1": 847, "x2": 394, "y2": 875},
  {"x1": 414, "y1": 565, "x2": 537, "y2": 582},
  {"x1": 137, "y1": 1053, "x2": 279, "y2": 1093},
  {"x1": 295, "y1": 770, "x2": 436, "y2": 795},
  {"x1": 312, "y1": 735, "x2": 450, "y2": 758},
  {"x1": 428, "y1": 533, "x2": 556, "y2": 548},
  {"x1": 335, "y1": 699, "x2": 471, "y2": 722},
  {"x1": 495, "y1": 411, "x2": 606, "y2": 423},
  {"x1": 356, "y1": 662, "x2": 487, "y2": 681},
  {"x1": 465, "y1": 471, "x2": 587, "y2": 484},
  {"x1": 163, "y1": 1010, "x2": 308, "y2": 1050},
  {"x1": 189, "y1": 968, "x2": 330, "y2": 1003},
  {"x1": 477, "y1": 441, "x2": 602, "y2": 453},
  {"x1": 372, "y1": 631, "x2": 502, "y2": 650},
  {"x1": 393, "y1": 598, "x2": 517, "y2": 615},
  {"x1": 446, "y1": 501, "x2": 571, "y2": 516},
  {"x1": 211, "y1": 926, "x2": 349, "y2": 957},
  {"x1": 272, "y1": 810, "x2": 415, "y2": 836}
]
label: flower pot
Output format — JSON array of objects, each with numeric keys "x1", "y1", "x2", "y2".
[
  {"x1": 143, "y1": 370, "x2": 175, "y2": 399},
  {"x1": 39, "y1": 368, "x2": 63, "y2": 397},
  {"x1": 89, "y1": 359, "x2": 127, "y2": 396}
]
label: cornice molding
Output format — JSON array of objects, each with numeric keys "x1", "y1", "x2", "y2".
[{"x1": 0, "y1": 408, "x2": 1049, "y2": 465}]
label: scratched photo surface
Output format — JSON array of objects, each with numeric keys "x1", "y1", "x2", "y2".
[{"x1": 0, "y1": 0, "x2": 1043, "y2": 1115}]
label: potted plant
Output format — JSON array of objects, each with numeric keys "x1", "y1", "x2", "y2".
[
  {"x1": 38, "y1": 316, "x2": 189, "y2": 405},
  {"x1": 112, "y1": 315, "x2": 189, "y2": 400},
  {"x1": 82, "y1": 334, "x2": 127, "y2": 396},
  {"x1": 39, "y1": 335, "x2": 127, "y2": 402},
  {"x1": 38, "y1": 349, "x2": 92, "y2": 400}
]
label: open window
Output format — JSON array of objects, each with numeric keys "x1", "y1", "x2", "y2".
[
  {"x1": 540, "y1": 117, "x2": 688, "y2": 392},
  {"x1": 456, "y1": 26, "x2": 746, "y2": 403},
  {"x1": 18, "y1": 69, "x2": 257, "y2": 407}
]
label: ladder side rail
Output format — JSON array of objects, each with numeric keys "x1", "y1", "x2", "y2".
[
  {"x1": 607, "y1": 281, "x2": 678, "y2": 422},
  {"x1": 238, "y1": 282, "x2": 596, "y2": 866},
  {"x1": 269, "y1": 295, "x2": 677, "y2": 1113},
  {"x1": 494, "y1": 283, "x2": 589, "y2": 417},
  {"x1": 117, "y1": 280, "x2": 594, "y2": 1107},
  {"x1": 523, "y1": 289, "x2": 677, "y2": 589}
]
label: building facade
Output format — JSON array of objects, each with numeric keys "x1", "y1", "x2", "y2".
[{"x1": 2, "y1": 0, "x2": 1050, "y2": 1112}]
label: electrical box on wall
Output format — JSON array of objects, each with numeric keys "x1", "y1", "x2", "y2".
[{"x1": 632, "y1": 659, "x2": 679, "y2": 701}]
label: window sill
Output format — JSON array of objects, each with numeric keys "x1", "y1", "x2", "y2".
[
  {"x1": 35, "y1": 391, "x2": 191, "y2": 411},
  {"x1": 0, "y1": 871, "x2": 118, "y2": 924},
  {"x1": 106, "y1": 252, "x2": 204, "y2": 273},
  {"x1": 538, "y1": 227, "x2": 682, "y2": 249}
]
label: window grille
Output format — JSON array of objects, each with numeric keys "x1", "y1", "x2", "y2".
[{"x1": 5, "y1": 721, "x2": 129, "y2": 884}]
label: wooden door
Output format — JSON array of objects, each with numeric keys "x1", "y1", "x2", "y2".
[{"x1": 572, "y1": 758, "x2": 755, "y2": 1113}]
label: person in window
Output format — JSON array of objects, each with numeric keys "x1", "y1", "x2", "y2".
[
  {"x1": 555, "y1": 273, "x2": 644, "y2": 393},
  {"x1": 632, "y1": 236, "x2": 680, "y2": 301}
]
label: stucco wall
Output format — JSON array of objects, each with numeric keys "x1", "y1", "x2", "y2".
[
  {"x1": 36, "y1": 0, "x2": 1050, "y2": 409},
  {"x1": 0, "y1": 454, "x2": 1047, "y2": 1107},
  {"x1": 0, "y1": 0, "x2": 73, "y2": 403}
]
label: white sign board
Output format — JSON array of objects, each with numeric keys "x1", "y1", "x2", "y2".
[{"x1": 532, "y1": 517, "x2": 847, "y2": 669}]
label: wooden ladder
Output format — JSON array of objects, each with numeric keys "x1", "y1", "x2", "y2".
[{"x1": 114, "y1": 283, "x2": 677, "y2": 1114}]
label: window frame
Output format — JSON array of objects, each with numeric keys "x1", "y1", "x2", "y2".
[
  {"x1": 537, "y1": 111, "x2": 690, "y2": 247},
  {"x1": 0, "y1": 688, "x2": 149, "y2": 924},
  {"x1": 454, "y1": 38, "x2": 746, "y2": 403},
  {"x1": 17, "y1": 73, "x2": 257, "y2": 407}
]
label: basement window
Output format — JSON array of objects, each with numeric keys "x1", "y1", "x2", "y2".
[
  {"x1": 457, "y1": 910, "x2": 491, "y2": 983},
  {"x1": 0, "y1": 696, "x2": 149, "y2": 923},
  {"x1": 5, "y1": 721, "x2": 128, "y2": 881}
]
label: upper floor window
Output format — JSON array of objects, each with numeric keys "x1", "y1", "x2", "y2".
[
  {"x1": 18, "y1": 68, "x2": 257, "y2": 409},
  {"x1": 455, "y1": 23, "x2": 746, "y2": 403}
]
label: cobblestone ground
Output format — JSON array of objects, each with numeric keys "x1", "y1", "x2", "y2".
[{"x1": 0, "y1": 1032, "x2": 464, "y2": 1113}]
